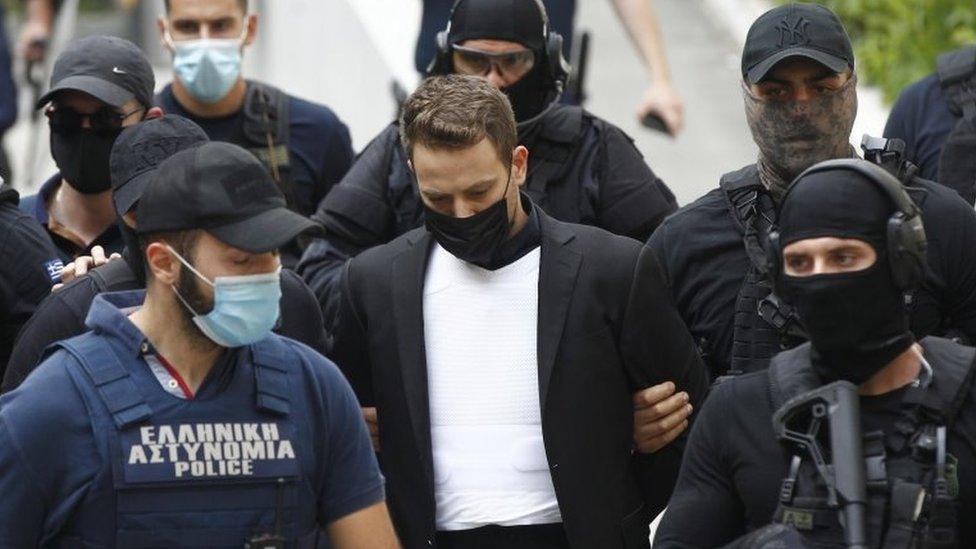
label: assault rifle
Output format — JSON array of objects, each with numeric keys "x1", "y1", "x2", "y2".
[{"x1": 773, "y1": 381, "x2": 869, "y2": 549}]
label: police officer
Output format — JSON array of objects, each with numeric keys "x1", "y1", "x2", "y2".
[
  {"x1": 648, "y1": 3, "x2": 976, "y2": 379},
  {"x1": 415, "y1": 0, "x2": 685, "y2": 131},
  {"x1": 21, "y1": 35, "x2": 163, "y2": 262},
  {"x1": 0, "y1": 141, "x2": 399, "y2": 548},
  {"x1": 156, "y1": 0, "x2": 354, "y2": 267},
  {"x1": 884, "y1": 44, "x2": 976, "y2": 203},
  {"x1": 0, "y1": 180, "x2": 60, "y2": 376},
  {"x1": 654, "y1": 159, "x2": 976, "y2": 547},
  {"x1": 3, "y1": 115, "x2": 329, "y2": 392},
  {"x1": 300, "y1": 0, "x2": 678, "y2": 325}
]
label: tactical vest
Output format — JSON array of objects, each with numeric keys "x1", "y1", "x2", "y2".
[
  {"x1": 49, "y1": 333, "x2": 320, "y2": 548},
  {"x1": 720, "y1": 166, "x2": 805, "y2": 376},
  {"x1": 935, "y1": 45, "x2": 976, "y2": 205},
  {"x1": 768, "y1": 339, "x2": 975, "y2": 547}
]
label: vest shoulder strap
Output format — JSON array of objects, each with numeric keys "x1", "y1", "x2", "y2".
[
  {"x1": 53, "y1": 333, "x2": 152, "y2": 429},
  {"x1": 249, "y1": 336, "x2": 295, "y2": 417},
  {"x1": 242, "y1": 80, "x2": 291, "y2": 146},
  {"x1": 719, "y1": 165, "x2": 764, "y2": 234},
  {"x1": 937, "y1": 45, "x2": 976, "y2": 118},
  {"x1": 88, "y1": 259, "x2": 140, "y2": 293}
]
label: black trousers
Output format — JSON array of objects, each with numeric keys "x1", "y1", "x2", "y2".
[{"x1": 436, "y1": 523, "x2": 570, "y2": 549}]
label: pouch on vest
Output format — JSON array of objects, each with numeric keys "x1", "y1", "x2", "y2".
[
  {"x1": 55, "y1": 333, "x2": 320, "y2": 548},
  {"x1": 936, "y1": 45, "x2": 976, "y2": 205}
]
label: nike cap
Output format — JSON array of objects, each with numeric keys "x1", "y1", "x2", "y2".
[{"x1": 36, "y1": 35, "x2": 155, "y2": 110}]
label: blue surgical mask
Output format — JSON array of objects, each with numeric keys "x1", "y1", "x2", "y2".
[
  {"x1": 167, "y1": 30, "x2": 244, "y2": 103},
  {"x1": 168, "y1": 246, "x2": 282, "y2": 348}
]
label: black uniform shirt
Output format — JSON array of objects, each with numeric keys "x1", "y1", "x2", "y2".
[
  {"x1": 3, "y1": 261, "x2": 328, "y2": 393},
  {"x1": 648, "y1": 165, "x2": 976, "y2": 378},
  {"x1": 157, "y1": 83, "x2": 354, "y2": 218},
  {"x1": 654, "y1": 343, "x2": 976, "y2": 548},
  {"x1": 0, "y1": 185, "x2": 60, "y2": 375},
  {"x1": 884, "y1": 74, "x2": 957, "y2": 182}
]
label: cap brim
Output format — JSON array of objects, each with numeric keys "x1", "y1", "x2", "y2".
[
  {"x1": 208, "y1": 208, "x2": 324, "y2": 254},
  {"x1": 36, "y1": 75, "x2": 135, "y2": 109},
  {"x1": 746, "y1": 47, "x2": 850, "y2": 84},
  {"x1": 112, "y1": 169, "x2": 153, "y2": 215}
]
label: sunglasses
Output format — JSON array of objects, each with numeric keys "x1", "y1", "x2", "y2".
[
  {"x1": 45, "y1": 105, "x2": 144, "y2": 135},
  {"x1": 451, "y1": 44, "x2": 536, "y2": 79}
]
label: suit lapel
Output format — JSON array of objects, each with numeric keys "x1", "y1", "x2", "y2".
[
  {"x1": 536, "y1": 214, "x2": 582, "y2": 412},
  {"x1": 391, "y1": 231, "x2": 435, "y2": 484}
]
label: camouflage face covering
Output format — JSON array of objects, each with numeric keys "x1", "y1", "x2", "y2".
[{"x1": 743, "y1": 72, "x2": 858, "y2": 201}]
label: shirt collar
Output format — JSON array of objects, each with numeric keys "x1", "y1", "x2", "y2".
[
  {"x1": 86, "y1": 290, "x2": 151, "y2": 357},
  {"x1": 32, "y1": 173, "x2": 62, "y2": 225}
]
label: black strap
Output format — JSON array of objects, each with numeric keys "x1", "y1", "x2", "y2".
[
  {"x1": 721, "y1": 168, "x2": 805, "y2": 345},
  {"x1": 242, "y1": 80, "x2": 295, "y2": 208}
]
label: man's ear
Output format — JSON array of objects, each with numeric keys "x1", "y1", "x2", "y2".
[
  {"x1": 157, "y1": 17, "x2": 171, "y2": 52},
  {"x1": 512, "y1": 145, "x2": 529, "y2": 188},
  {"x1": 145, "y1": 242, "x2": 180, "y2": 286},
  {"x1": 243, "y1": 14, "x2": 258, "y2": 47},
  {"x1": 145, "y1": 107, "x2": 164, "y2": 120}
]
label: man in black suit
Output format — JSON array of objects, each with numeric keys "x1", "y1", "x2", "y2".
[{"x1": 331, "y1": 75, "x2": 709, "y2": 549}]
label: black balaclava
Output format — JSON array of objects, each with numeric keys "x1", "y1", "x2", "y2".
[
  {"x1": 744, "y1": 71, "x2": 858, "y2": 202},
  {"x1": 444, "y1": 0, "x2": 557, "y2": 123},
  {"x1": 776, "y1": 167, "x2": 915, "y2": 384}
]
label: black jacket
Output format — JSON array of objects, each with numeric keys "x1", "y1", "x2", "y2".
[
  {"x1": 3, "y1": 259, "x2": 329, "y2": 392},
  {"x1": 331, "y1": 211, "x2": 708, "y2": 548},
  {"x1": 299, "y1": 104, "x2": 677, "y2": 329},
  {"x1": 0, "y1": 184, "x2": 60, "y2": 375},
  {"x1": 648, "y1": 163, "x2": 976, "y2": 378}
]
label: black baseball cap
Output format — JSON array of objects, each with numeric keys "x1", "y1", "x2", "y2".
[
  {"x1": 136, "y1": 142, "x2": 323, "y2": 253},
  {"x1": 110, "y1": 115, "x2": 209, "y2": 216},
  {"x1": 36, "y1": 35, "x2": 155, "y2": 110},
  {"x1": 448, "y1": 0, "x2": 547, "y2": 52},
  {"x1": 742, "y1": 3, "x2": 854, "y2": 85}
]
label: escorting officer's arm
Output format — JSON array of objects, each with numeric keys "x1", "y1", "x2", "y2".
[
  {"x1": 327, "y1": 502, "x2": 400, "y2": 549},
  {"x1": 298, "y1": 127, "x2": 400, "y2": 330},
  {"x1": 311, "y1": 349, "x2": 395, "y2": 544},
  {"x1": 620, "y1": 245, "x2": 709, "y2": 514},
  {"x1": 654, "y1": 382, "x2": 749, "y2": 548},
  {"x1": 596, "y1": 125, "x2": 677, "y2": 242}
]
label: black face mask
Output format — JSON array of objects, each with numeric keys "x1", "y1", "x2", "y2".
[
  {"x1": 50, "y1": 128, "x2": 121, "y2": 194},
  {"x1": 779, "y1": 259, "x2": 914, "y2": 384},
  {"x1": 424, "y1": 180, "x2": 513, "y2": 266},
  {"x1": 502, "y1": 63, "x2": 553, "y2": 124}
]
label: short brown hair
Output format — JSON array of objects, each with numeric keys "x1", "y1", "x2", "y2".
[
  {"x1": 399, "y1": 75, "x2": 517, "y2": 167},
  {"x1": 165, "y1": 0, "x2": 248, "y2": 14}
]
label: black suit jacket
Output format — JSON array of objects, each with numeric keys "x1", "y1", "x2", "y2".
[{"x1": 332, "y1": 211, "x2": 709, "y2": 549}]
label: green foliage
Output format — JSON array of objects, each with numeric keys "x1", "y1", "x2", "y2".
[{"x1": 777, "y1": 1, "x2": 976, "y2": 103}]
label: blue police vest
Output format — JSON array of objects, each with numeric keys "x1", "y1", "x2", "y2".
[{"x1": 52, "y1": 332, "x2": 321, "y2": 548}]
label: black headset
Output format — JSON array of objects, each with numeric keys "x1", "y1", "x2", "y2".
[
  {"x1": 767, "y1": 159, "x2": 928, "y2": 291},
  {"x1": 426, "y1": 0, "x2": 570, "y2": 88}
]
